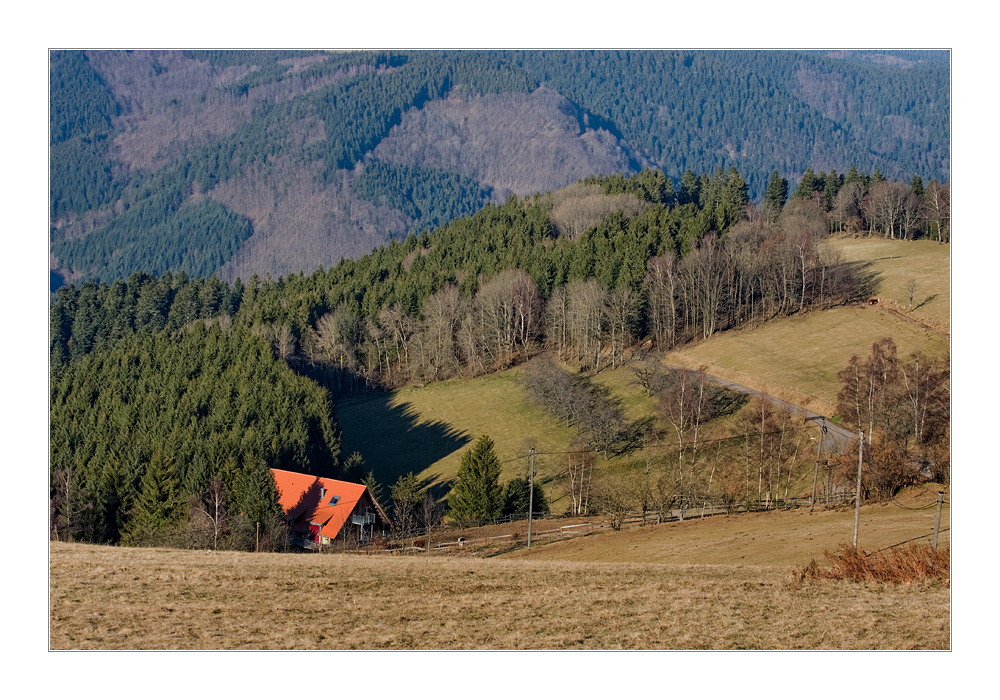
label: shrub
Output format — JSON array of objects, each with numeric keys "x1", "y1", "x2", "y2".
[{"x1": 796, "y1": 542, "x2": 949, "y2": 585}]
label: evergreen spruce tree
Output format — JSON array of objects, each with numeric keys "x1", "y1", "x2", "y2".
[
  {"x1": 229, "y1": 455, "x2": 283, "y2": 526},
  {"x1": 447, "y1": 435, "x2": 503, "y2": 522},
  {"x1": 502, "y1": 476, "x2": 549, "y2": 516},
  {"x1": 822, "y1": 169, "x2": 841, "y2": 211},
  {"x1": 678, "y1": 170, "x2": 700, "y2": 206},
  {"x1": 341, "y1": 451, "x2": 366, "y2": 482},
  {"x1": 361, "y1": 470, "x2": 384, "y2": 508},
  {"x1": 793, "y1": 168, "x2": 817, "y2": 199},
  {"x1": 844, "y1": 166, "x2": 862, "y2": 187},
  {"x1": 715, "y1": 167, "x2": 748, "y2": 231},
  {"x1": 122, "y1": 450, "x2": 185, "y2": 546},
  {"x1": 763, "y1": 170, "x2": 788, "y2": 222},
  {"x1": 390, "y1": 471, "x2": 424, "y2": 534}
]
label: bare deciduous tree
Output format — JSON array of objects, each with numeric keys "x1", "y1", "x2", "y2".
[
  {"x1": 645, "y1": 253, "x2": 679, "y2": 348},
  {"x1": 923, "y1": 181, "x2": 950, "y2": 242},
  {"x1": 191, "y1": 477, "x2": 228, "y2": 550},
  {"x1": 414, "y1": 285, "x2": 465, "y2": 381},
  {"x1": 866, "y1": 181, "x2": 909, "y2": 239}
]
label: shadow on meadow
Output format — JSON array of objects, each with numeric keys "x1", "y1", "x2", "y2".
[{"x1": 337, "y1": 390, "x2": 471, "y2": 488}]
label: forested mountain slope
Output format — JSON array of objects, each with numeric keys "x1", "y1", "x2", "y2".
[
  {"x1": 50, "y1": 164, "x2": 950, "y2": 546},
  {"x1": 50, "y1": 49, "x2": 949, "y2": 288}
]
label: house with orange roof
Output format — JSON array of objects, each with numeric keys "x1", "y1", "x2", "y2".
[{"x1": 271, "y1": 468, "x2": 388, "y2": 548}]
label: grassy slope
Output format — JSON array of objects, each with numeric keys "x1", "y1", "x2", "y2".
[
  {"x1": 665, "y1": 238, "x2": 950, "y2": 416},
  {"x1": 503, "y1": 483, "x2": 950, "y2": 567},
  {"x1": 338, "y1": 238, "x2": 949, "y2": 496},
  {"x1": 337, "y1": 367, "x2": 578, "y2": 490},
  {"x1": 338, "y1": 359, "x2": 727, "y2": 495},
  {"x1": 832, "y1": 237, "x2": 950, "y2": 332}
]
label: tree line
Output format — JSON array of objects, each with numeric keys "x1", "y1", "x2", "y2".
[
  {"x1": 519, "y1": 357, "x2": 816, "y2": 528},
  {"x1": 522, "y1": 340, "x2": 949, "y2": 530},
  {"x1": 773, "y1": 166, "x2": 950, "y2": 242},
  {"x1": 52, "y1": 167, "x2": 897, "y2": 390}
]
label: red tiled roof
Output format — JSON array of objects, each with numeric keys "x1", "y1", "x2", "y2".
[{"x1": 271, "y1": 468, "x2": 369, "y2": 540}]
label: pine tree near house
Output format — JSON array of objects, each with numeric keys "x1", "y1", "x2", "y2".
[
  {"x1": 447, "y1": 435, "x2": 503, "y2": 522},
  {"x1": 502, "y1": 477, "x2": 549, "y2": 516}
]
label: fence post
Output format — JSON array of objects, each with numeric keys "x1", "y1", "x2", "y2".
[
  {"x1": 527, "y1": 447, "x2": 535, "y2": 551},
  {"x1": 932, "y1": 491, "x2": 944, "y2": 552}
]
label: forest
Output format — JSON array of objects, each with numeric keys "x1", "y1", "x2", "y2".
[
  {"x1": 49, "y1": 165, "x2": 950, "y2": 547},
  {"x1": 49, "y1": 49, "x2": 950, "y2": 287}
]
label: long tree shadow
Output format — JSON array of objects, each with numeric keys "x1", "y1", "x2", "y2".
[
  {"x1": 844, "y1": 260, "x2": 884, "y2": 301},
  {"x1": 336, "y1": 390, "x2": 471, "y2": 490}
]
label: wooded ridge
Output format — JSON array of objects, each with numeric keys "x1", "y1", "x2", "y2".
[{"x1": 49, "y1": 49, "x2": 949, "y2": 287}]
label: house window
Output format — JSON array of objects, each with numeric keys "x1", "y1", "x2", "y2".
[{"x1": 329, "y1": 495, "x2": 340, "y2": 506}]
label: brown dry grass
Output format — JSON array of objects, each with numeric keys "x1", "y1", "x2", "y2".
[
  {"x1": 801, "y1": 542, "x2": 950, "y2": 584},
  {"x1": 51, "y1": 487, "x2": 950, "y2": 650},
  {"x1": 503, "y1": 484, "x2": 949, "y2": 566},
  {"x1": 827, "y1": 238, "x2": 950, "y2": 333},
  {"x1": 49, "y1": 541, "x2": 949, "y2": 650}
]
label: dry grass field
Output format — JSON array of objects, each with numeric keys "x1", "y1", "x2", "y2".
[
  {"x1": 49, "y1": 538, "x2": 949, "y2": 650},
  {"x1": 50, "y1": 486, "x2": 950, "y2": 651},
  {"x1": 504, "y1": 483, "x2": 950, "y2": 566}
]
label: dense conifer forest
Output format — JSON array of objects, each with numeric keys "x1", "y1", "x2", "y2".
[{"x1": 49, "y1": 49, "x2": 949, "y2": 287}]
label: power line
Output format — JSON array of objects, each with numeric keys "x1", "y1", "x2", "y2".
[{"x1": 867, "y1": 527, "x2": 950, "y2": 556}]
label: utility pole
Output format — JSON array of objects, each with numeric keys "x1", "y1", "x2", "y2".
[
  {"x1": 527, "y1": 447, "x2": 535, "y2": 551},
  {"x1": 932, "y1": 491, "x2": 944, "y2": 552},
  {"x1": 810, "y1": 425, "x2": 827, "y2": 513},
  {"x1": 853, "y1": 430, "x2": 863, "y2": 549}
]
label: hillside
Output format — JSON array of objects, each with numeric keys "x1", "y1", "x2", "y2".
[
  {"x1": 501, "y1": 483, "x2": 949, "y2": 566},
  {"x1": 334, "y1": 236, "x2": 949, "y2": 502},
  {"x1": 664, "y1": 237, "x2": 950, "y2": 416},
  {"x1": 50, "y1": 196, "x2": 950, "y2": 540},
  {"x1": 50, "y1": 49, "x2": 950, "y2": 287}
]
